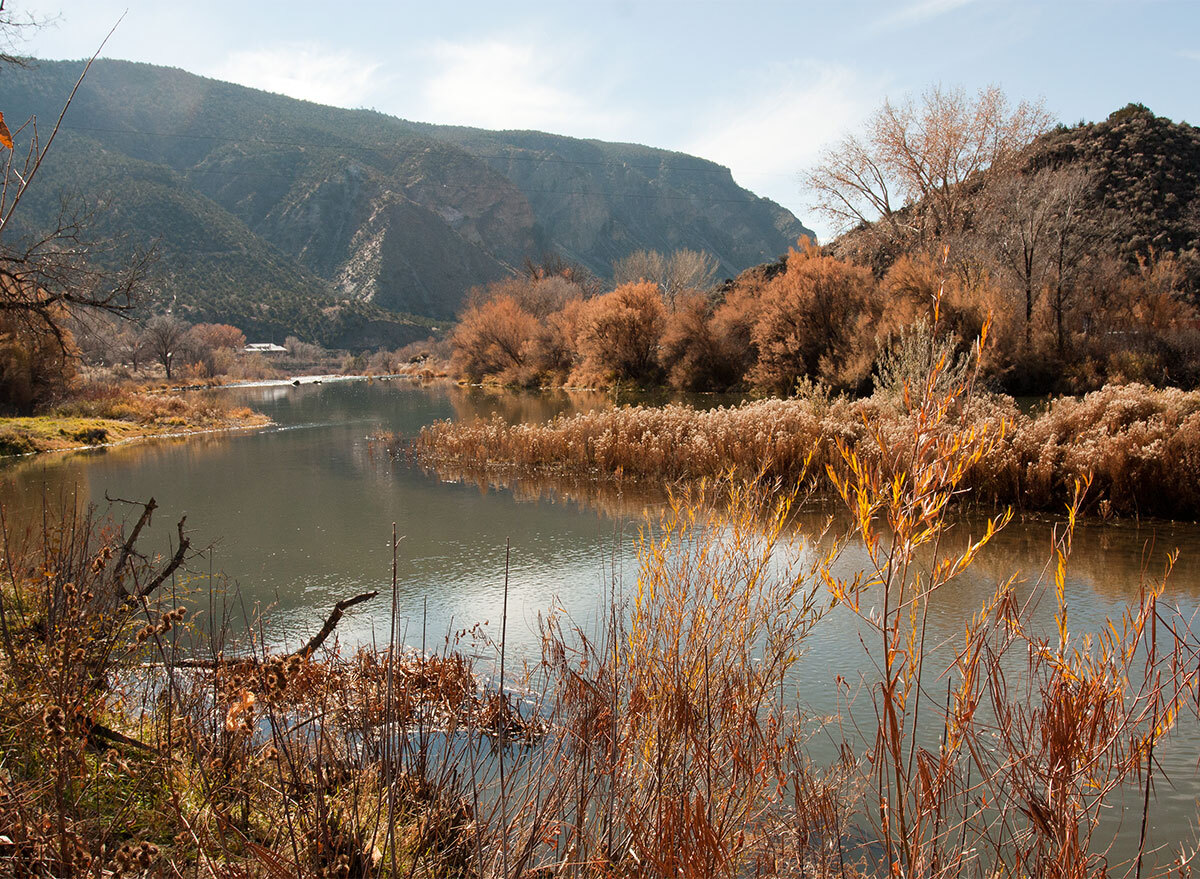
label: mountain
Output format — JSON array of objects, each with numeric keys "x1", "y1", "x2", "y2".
[{"x1": 0, "y1": 59, "x2": 813, "y2": 346}]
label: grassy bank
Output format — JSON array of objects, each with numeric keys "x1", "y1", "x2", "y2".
[
  {"x1": 413, "y1": 381, "x2": 1200, "y2": 519},
  {"x1": 0, "y1": 384, "x2": 270, "y2": 456}
]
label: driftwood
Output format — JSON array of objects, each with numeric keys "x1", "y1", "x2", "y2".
[
  {"x1": 134, "y1": 590, "x2": 380, "y2": 669},
  {"x1": 88, "y1": 722, "x2": 159, "y2": 754},
  {"x1": 108, "y1": 494, "x2": 156, "y2": 585},
  {"x1": 106, "y1": 496, "x2": 191, "y2": 606},
  {"x1": 133, "y1": 515, "x2": 190, "y2": 602},
  {"x1": 285, "y1": 590, "x2": 378, "y2": 660}
]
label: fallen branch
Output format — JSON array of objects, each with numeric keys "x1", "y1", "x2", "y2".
[
  {"x1": 89, "y1": 722, "x2": 159, "y2": 755},
  {"x1": 129, "y1": 515, "x2": 190, "y2": 604},
  {"x1": 128, "y1": 590, "x2": 380, "y2": 669},
  {"x1": 286, "y1": 591, "x2": 378, "y2": 660}
]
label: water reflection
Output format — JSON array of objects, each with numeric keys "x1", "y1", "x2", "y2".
[
  {"x1": 445, "y1": 385, "x2": 613, "y2": 426},
  {"x1": 0, "y1": 381, "x2": 640, "y2": 661}
]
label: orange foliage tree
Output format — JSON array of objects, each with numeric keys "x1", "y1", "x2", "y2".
[
  {"x1": 748, "y1": 244, "x2": 878, "y2": 394},
  {"x1": 450, "y1": 274, "x2": 589, "y2": 385},
  {"x1": 659, "y1": 292, "x2": 743, "y2": 390},
  {"x1": 450, "y1": 294, "x2": 540, "y2": 383},
  {"x1": 188, "y1": 323, "x2": 246, "y2": 352},
  {"x1": 0, "y1": 311, "x2": 76, "y2": 414},
  {"x1": 573, "y1": 281, "x2": 666, "y2": 386}
]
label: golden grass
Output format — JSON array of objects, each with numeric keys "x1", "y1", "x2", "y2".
[
  {"x1": 414, "y1": 382, "x2": 1200, "y2": 519},
  {"x1": 0, "y1": 384, "x2": 269, "y2": 456}
]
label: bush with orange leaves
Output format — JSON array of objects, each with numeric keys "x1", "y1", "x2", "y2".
[
  {"x1": 450, "y1": 294, "x2": 541, "y2": 384},
  {"x1": 746, "y1": 242, "x2": 880, "y2": 394},
  {"x1": 452, "y1": 274, "x2": 591, "y2": 386},
  {"x1": 658, "y1": 292, "x2": 744, "y2": 391},
  {"x1": 0, "y1": 312, "x2": 78, "y2": 414},
  {"x1": 570, "y1": 280, "x2": 666, "y2": 387}
]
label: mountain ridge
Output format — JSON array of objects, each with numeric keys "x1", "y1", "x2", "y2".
[{"x1": 0, "y1": 58, "x2": 813, "y2": 346}]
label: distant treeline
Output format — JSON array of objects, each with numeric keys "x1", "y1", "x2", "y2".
[{"x1": 451, "y1": 241, "x2": 1199, "y2": 397}]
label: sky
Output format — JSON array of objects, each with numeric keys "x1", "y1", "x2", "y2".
[{"x1": 7, "y1": 0, "x2": 1200, "y2": 240}]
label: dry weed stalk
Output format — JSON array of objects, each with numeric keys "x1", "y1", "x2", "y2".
[{"x1": 525, "y1": 476, "x2": 850, "y2": 879}]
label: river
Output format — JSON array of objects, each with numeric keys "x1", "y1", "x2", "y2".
[{"x1": 1, "y1": 377, "x2": 1198, "y2": 865}]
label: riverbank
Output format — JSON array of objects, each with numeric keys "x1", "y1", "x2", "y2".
[{"x1": 0, "y1": 387, "x2": 271, "y2": 456}]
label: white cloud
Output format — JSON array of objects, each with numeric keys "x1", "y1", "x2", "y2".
[
  {"x1": 880, "y1": 0, "x2": 978, "y2": 28},
  {"x1": 210, "y1": 43, "x2": 386, "y2": 109},
  {"x1": 685, "y1": 64, "x2": 883, "y2": 241},
  {"x1": 416, "y1": 38, "x2": 628, "y2": 134}
]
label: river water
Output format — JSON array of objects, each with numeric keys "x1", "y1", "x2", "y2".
[{"x1": 1, "y1": 378, "x2": 1198, "y2": 864}]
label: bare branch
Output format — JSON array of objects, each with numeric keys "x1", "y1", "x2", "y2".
[
  {"x1": 133, "y1": 516, "x2": 190, "y2": 601},
  {"x1": 109, "y1": 495, "x2": 157, "y2": 589},
  {"x1": 286, "y1": 591, "x2": 380, "y2": 660},
  {"x1": 0, "y1": 14, "x2": 125, "y2": 234},
  {"x1": 805, "y1": 84, "x2": 1053, "y2": 242}
]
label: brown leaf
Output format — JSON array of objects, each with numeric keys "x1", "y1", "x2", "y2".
[{"x1": 0, "y1": 112, "x2": 11, "y2": 150}]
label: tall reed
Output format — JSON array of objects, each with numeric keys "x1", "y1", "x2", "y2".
[{"x1": 413, "y1": 381, "x2": 1200, "y2": 519}]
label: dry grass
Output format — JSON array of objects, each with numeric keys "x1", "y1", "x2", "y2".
[
  {"x1": 413, "y1": 382, "x2": 1200, "y2": 519},
  {"x1": 0, "y1": 383, "x2": 269, "y2": 456}
]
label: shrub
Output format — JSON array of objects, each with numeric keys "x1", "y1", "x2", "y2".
[
  {"x1": 451, "y1": 294, "x2": 540, "y2": 383},
  {"x1": 658, "y1": 292, "x2": 743, "y2": 390},
  {"x1": 0, "y1": 314, "x2": 78, "y2": 415},
  {"x1": 415, "y1": 380, "x2": 1200, "y2": 519},
  {"x1": 873, "y1": 318, "x2": 971, "y2": 398},
  {"x1": 748, "y1": 243, "x2": 878, "y2": 393},
  {"x1": 572, "y1": 281, "x2": 666, "y2": 386}
]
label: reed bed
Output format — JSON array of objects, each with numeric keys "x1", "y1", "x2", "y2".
[{"x1": 413, "y1": 382, "x2": 1200, "y2": 519}]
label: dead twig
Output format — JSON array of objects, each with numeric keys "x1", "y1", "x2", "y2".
[
  {"x1": 107, "y1": 494, "x2": 156, "y2": 590},
  {"x1": 286, "y1": 591, "x2": 379, "y2": 660}
]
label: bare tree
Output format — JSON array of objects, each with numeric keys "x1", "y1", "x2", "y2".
[
  {"x1": 807, "y1": 85, "x2": 1053, "y2": 242},
  {"x1": 0, "y1": 3, "x2": 43, "y2": 69},
  {"x1": 985, "y1": 165, "x2": 1092, "y2": 343},
  {"x1": 613, "y1": 249, "x2": 666, "y2": 288},
  {"x1": 1046, "y1": 169, "x2": 1092, "y2": 352},
  {"x1": 143, "y1": 314, "x2": 189, "y2": 380},
  {"x1": 987, "y1": 168, "x2": 1059, "y2": 331},
  {"x1": 117, "y1": 322, "x2": 148, "y2": 372},
  {"x1": 613, "y1": 248, "x2": 718, "y2": 310}
]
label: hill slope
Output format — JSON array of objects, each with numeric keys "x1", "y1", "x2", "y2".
[
  {"x1": 825, "y1": 103, "x2": 1200, "y2": 293},
  {"x1": 0, "y1": 59, "x2": 813, "y2": 344},
  {"x1": 1030, "y1": 103, "x2": 1200, "y2": 275}
]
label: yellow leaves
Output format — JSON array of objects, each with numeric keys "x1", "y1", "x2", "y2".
[
  {"x1": 1054, "y1": 545, "x2": 1070, "y2": 649},
  {"x1": 0, "y1": 112, "x2": 11, "y2": 151},
  {"x1": 223, "y1": 689, "x2": 256, "y2": 732}
]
